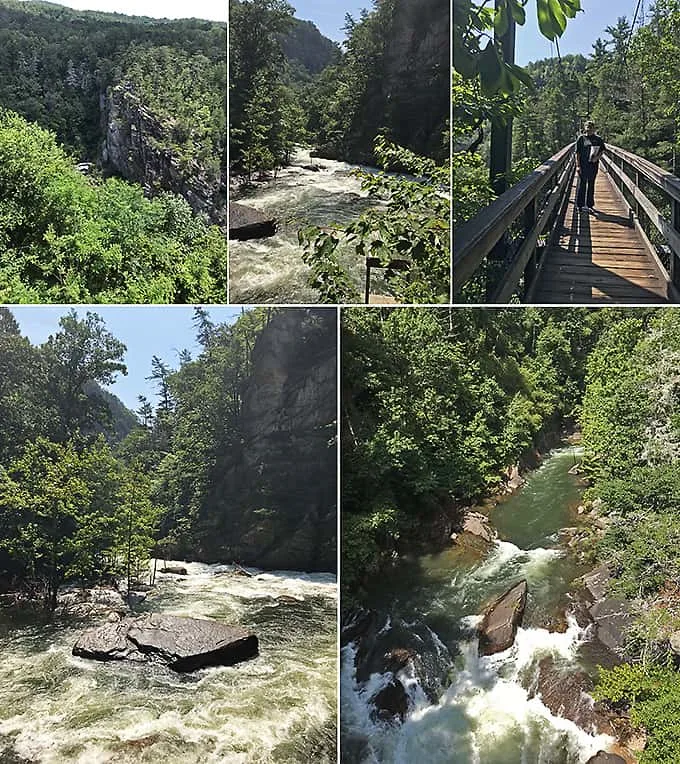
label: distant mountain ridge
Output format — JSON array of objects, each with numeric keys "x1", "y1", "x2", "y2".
[
  {"x1": 83, "y1": 381, "x2": 139, "y2": 442},
  {"x1": 281, "y1": 17, "x2": 340, "y2": 75}
]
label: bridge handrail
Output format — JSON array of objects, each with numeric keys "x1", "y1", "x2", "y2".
[
  {"x1": 603, "y1": 144, "x2": 680, "y2": 287},
  {"x1": 605, "y1": 144, "x2": 680, "y2": 205},
  {"x1": 454, "y1": 143, "x2": 574, "y2": 298}
]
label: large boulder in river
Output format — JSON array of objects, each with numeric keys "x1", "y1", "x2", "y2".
[
  {"x1": 160, "y1": 566, "x2": 187, "y2": 575},
  {"x1": 229, "y1": 202, "x2": 275, "y2": 240},
  {"x1": 586, "y1": 753, "x2": 626, "y2": 764},
  {"x1": 478, "y1": 580, "x2": 528, "y2": 656},
  {"x1": 73, "y1": 613, "x2": 258, "y2": 671}
]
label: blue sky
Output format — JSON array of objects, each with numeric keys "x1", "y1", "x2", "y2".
[
  {"x1": 290, "y1": 1, "x2": 370, "y2": 41},
  {"x1": 516, "y1": 0, "x2": 642, "y2": 66},
  {"x1": 12, "y1": 306, "x2": 244, "y2": 413},
  {"x1": 33, "y1": 0, "x2": 227, "y2": 22}
]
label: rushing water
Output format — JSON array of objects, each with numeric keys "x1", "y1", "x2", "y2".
[
  {"x1": 341, "y1": 447, "x2": 620, "y2": 763},
  {"x1": 0, "y1": 560, "x2": 337, "y2": 763},
  {"x1": 228, "y1": 148, "x2": 383, "y2": 304}
]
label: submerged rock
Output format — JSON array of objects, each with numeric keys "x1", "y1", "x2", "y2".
[
  {"x1": 533, "y1": 657, "x2": 615, "y2": 736},
  {"x1": 371, "y1": 678, "x2": 409, "y2": 722},
  {"x1": 478, "y1": 580, "x2": 528, "y2": 656},
  {"x1": 73, "y1": 613, "x2": 258, "y2": 671},
  {"x1": 229, "y1": 202, "x2": 276, "y2": 240}
]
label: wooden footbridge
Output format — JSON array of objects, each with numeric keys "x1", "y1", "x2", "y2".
[{"x1": 454, "y1": 144, "x2": 680, "y2": 303}]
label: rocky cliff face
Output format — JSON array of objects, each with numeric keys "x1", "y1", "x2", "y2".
[
  {"x1": 383, "y1": 0, "x2": 449, "y2": 160},
  {"x1": 102, "y1": 87, "x2": 226, "y2": 226},
  {"x1": 197, "y1": 309, "x2": 337, "y2": 572}
]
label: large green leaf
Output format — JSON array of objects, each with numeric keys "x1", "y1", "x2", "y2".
[{"x1": 508, "y1": 0, "x2": 527, "y2": 25}]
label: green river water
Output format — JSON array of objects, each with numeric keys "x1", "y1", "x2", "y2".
[
  {"x1": 0, "y1": 561, "x2": 337, "y2": 764},
  {"x1": 341, "y1": 446, "x2": 619, "y2": 764}
]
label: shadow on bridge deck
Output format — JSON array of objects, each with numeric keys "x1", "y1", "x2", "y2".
[{"x1": 531, "y1": 170, "x2": 670, "y2": 303}]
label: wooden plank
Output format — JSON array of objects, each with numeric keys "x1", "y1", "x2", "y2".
[
  {"x1": 533, "y1": 290, "x2": 664, "y2": 304},
  {"x1": 530, "y1": 169, "x2": 670, "y2": 303}
]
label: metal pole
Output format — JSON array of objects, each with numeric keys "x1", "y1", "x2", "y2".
[{"x1": 490, "y1": 1, "x2": 516, "y2": 195}]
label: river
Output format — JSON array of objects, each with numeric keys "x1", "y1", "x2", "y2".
[
  {"x1": 228, "y1": 149, "x2": 383, "y2": 304},
  {"x1": 0, "y1": 560, "x2": 337, "y2": 763},
  {"x1": 341, "y1": 446, "x2": 622, "y2": 763}
]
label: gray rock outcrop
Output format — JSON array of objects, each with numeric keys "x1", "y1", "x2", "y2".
[
  {"x1": 461, "y1": 511, "x2": 497, "y2": 544},
  {"x1": 478, "y1": 580, "x2": 528, "y2": 656},
  {"x1": 102, "y1": 87, "x2": 225, "y2": 226},
  {"x1": 73, "y1": 613, "x2": 258, "y2": 671},
  {"x1": 229, "y1": 202, "x2": 276, "y2": 240},
  {"x1": 193, "y1": 309, "x2": 337, "y2": 572}
]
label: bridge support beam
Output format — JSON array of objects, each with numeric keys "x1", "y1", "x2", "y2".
[{"x1": 489, "y1": 1, "x2": 516, "y2": 196}]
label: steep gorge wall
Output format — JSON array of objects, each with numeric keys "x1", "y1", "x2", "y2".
[
  {"x1": 383, "y1": 0, "x2": 450, "y2": 159},
  {"x1": 102, "y1": 87, "x2": 226, "y2": 226},
  {"x1": 197, "y1": 309, "x2": 337, "y2": 572}
]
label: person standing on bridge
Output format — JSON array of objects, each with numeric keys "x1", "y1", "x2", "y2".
[{"x1": 575, "y1": 120, "x2": 605, "y2": 213}]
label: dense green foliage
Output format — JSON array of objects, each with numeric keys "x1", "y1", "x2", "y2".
[
  {"x1": 0, "y1": 307, "x2": 292, "y2": 609},
  {"x1": 306, "y1": 0, "x2": 449, "y2": 164},
  {"x1": 299, "y1": 138, "x2": 450, "y2": 303},
  {"x1": 229, "y1": 0, "x2": 306, "y2": 176},
  {"x1": 0, "y1": 307, "x2": 160, "y2": 608},
  {"x1": 577, "y1": 309, "x2": 680, "y2": 761},
  {"x1": 0, "y1": 0, "x2": 226, "y2": 298},
  {"x1": 594, "y1": 662, "x2": 680, "y2": 764},
  {"x1": 342, "y1": 307, "x2": 608, "y2": 595},
  {"x1": 0, "y1": 0, "x2": 225, "y2": 167},
  {"x1": 0, "y1": 111, "x2": 227, "y2": 302}
]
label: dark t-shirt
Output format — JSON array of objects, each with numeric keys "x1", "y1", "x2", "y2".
[{"x1": 576, "y1": 133, "x2": 605, "y2": 167}]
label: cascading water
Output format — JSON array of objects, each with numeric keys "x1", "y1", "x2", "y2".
[
  {"x1": 228, "y1": 148, "x2": 383, "y2": 304},
  {"x1": 0, "y1": 561, "x2": 337, "y2": 763},
  {"x1": 341, "y1": 447, "x2": 619, "y2": 764}
]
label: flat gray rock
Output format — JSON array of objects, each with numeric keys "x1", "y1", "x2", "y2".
[
  {"x1": 73, "y1": 613, "x2": 258, "y2": 671},
  {"x1": 229, "y1": 202, "x2": 275, "y2": 240},
  {"x1": 588, "y1": 597, "x2": 632, "y2": 653}
]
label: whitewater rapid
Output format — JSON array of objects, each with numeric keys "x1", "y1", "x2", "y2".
[
  {"x1": 341, "y1": 541, "x2": 612, "y2": 764},
  {"x1": 0, "y1": 560, "x2": 337, "y2": 763},
  {"x1": 228, "y1": 148, "x2": 383, "y2": 304}
]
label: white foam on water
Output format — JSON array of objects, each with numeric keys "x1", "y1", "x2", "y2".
[
  {"x1": 0, "y1": 560, "x2": 337, "y2": 763},
  {"x1": 468, "y1": 540, "x2": 563, "y2": 584}
]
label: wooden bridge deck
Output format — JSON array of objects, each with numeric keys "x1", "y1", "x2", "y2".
[{"x1": 531, "y1": 169, "x2": 670, "y2": 303}]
